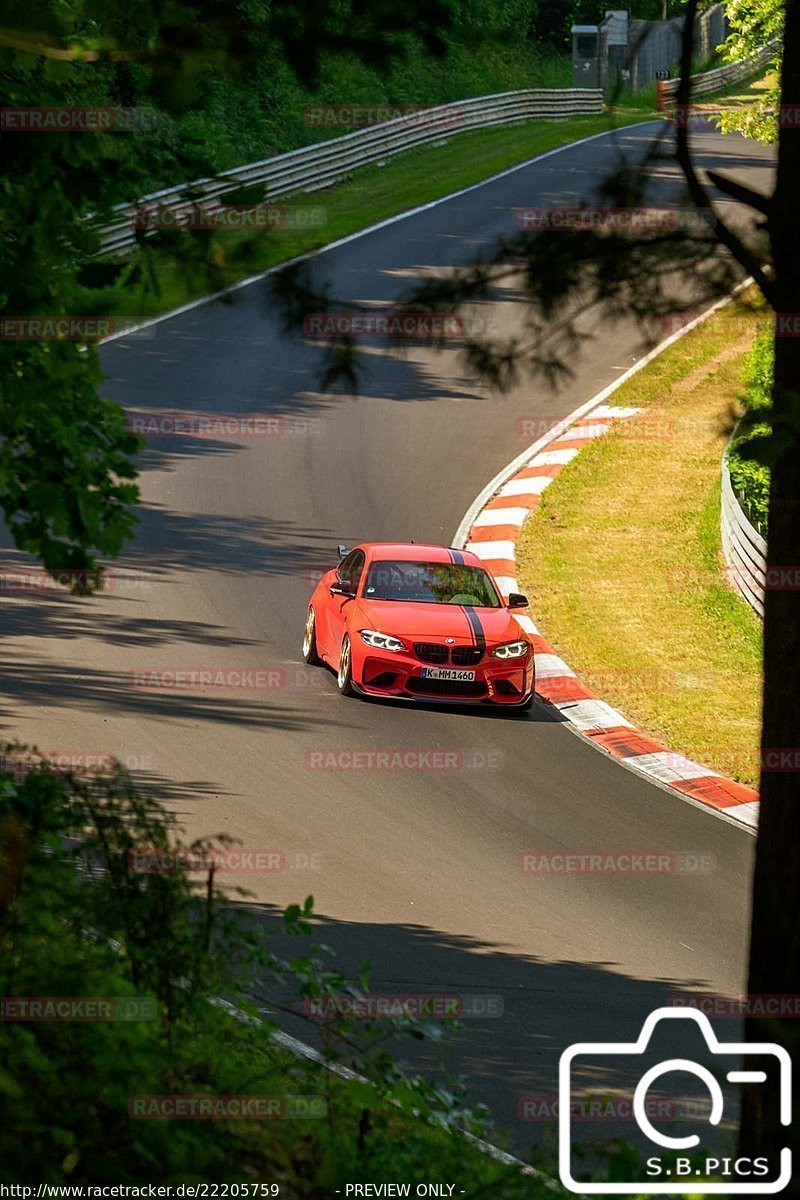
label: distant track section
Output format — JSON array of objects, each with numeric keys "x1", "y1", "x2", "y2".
[{"x1": 97, "y1": 89, "x2": 603, "y2": 255}]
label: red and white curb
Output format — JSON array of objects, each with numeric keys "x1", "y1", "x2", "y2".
[{"x1": 456, "y1": 402, "x2": 760, "y2": 831}]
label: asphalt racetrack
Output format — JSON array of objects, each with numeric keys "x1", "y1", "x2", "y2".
[{"x1": 0, "y1": 118, "x2": 776, "y2": 1155}]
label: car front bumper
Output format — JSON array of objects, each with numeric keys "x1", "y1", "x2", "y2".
[{"x1": 353, "y1": 648, "x2": 535, "y2": 705}]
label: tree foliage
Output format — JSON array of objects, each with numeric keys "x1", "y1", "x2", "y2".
[
  {"x1": 729, "y1": 327, "x2": 773, "y2": 526},
  {"x1": 0, "y1": 750, "x2": 513, "y2": 1186},
  {"x1": 0, "y1": 0, "x2": 458, "y2": 585},
  {"x1": 717, "y1": 0, "x2": 784, "y2": 142},
  {"x1": 0, "y1": 0, "x2": 575, "y2": 586}
]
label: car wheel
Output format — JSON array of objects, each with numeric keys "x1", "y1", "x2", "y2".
[
  {"x1": 337, "y1": 633, "x2": 355, "y2": 696},
  {"x1": 302, "y1": 607, "x2": 322, "y2": 665}
]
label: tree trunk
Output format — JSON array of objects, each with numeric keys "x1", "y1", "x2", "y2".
[{"x1": 740, "y1": 2, "x2": 800, "y2": 1191}]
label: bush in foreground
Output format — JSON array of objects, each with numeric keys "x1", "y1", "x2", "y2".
[
  {"x1": 0, "y1": 748, "x2": 552, "y2": 1194},
  {"x1": 728, "y1": 326, "x2": 773, "y2": 530}
]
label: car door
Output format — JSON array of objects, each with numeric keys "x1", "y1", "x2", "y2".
[{"x1": 328, "y1": 548, "x2": 365, "y2": 660}]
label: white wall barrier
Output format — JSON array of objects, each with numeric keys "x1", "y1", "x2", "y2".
[
  {"x1": 657, "y1": 40, "x2": 779, "y2": 105},
  {"x1": 721, "y1": 447, "x2": 767, "y2": 617}
]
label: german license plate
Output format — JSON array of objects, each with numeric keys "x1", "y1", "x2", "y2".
[{"x1": 420, "y1": 667, "x2": 476, "y2": 681}]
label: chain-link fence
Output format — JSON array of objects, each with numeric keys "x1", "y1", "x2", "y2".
[{"x1": 628, "y1": 5, "x2": 728, "y2": 91}]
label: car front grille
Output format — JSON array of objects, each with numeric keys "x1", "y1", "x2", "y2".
[
  {"x1": 413, "y1": 642, "x2": 449, "y2": 664},
  {"x1": 451, "y1": 645, "x2": 483, "y2": 666},
  {"x1": 414, "y1": 642, "x2": 483, "y2": 665}
]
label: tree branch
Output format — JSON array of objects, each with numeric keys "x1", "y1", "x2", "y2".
[
  {"x1": 674, "y1": 0, "x2": 777, "y2": 305},
  {"x1": 704, "y1": 170, "x2": 772, "y2": 216}
]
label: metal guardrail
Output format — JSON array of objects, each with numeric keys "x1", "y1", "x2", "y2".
[
  {"x1": 721, "y1": 447, "x2": 767, "y2": 617},
  {"x1": 98, "y1": 88, "x2": 603, "y2": 255},
  {"x1": 657, "y1": 40, "x2": 779, "y2": 104}
]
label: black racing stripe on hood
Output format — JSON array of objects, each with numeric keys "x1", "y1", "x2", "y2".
[{"x1": 462, "y1": 605, "x2": 486, "y2": 654}]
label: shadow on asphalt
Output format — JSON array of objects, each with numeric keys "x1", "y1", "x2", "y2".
[
  {"x1": 344, "y1": 689, "x2": 565, "y2": 723},
  {"x1": 0, "y1": 656, "x2": 341, "y2": 735},
  {"x1": 243, "y1": 903, "x2": 743, "y2": 1166}
]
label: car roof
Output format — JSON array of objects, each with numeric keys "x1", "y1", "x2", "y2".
[{"x1": 359, "y1": 542, "x2": 483, "y2": 567}]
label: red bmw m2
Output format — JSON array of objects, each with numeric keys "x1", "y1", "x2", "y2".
[{"x1": 303, "y1": 542, "x2": 535, "y2": 707}]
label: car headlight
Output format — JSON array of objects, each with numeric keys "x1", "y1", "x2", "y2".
[
  {"x1": 491, "y1": 640, "x2": 529, "y2": 659},
  {"x1": 359, "y1": 629, "x2": 408, "y2": 653}
]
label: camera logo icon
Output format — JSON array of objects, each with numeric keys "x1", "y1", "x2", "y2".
[{"x1": 558, "y1": 1006, "x2": 792, "y2": 1194}]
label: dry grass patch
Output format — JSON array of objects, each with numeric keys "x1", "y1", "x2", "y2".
[{"x1": 516, "y1": 304, "x2": 764, "y2": 786}]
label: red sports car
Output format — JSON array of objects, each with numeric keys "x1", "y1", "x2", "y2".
[{"x1": 303, "y1": 542, "x2": 536, "y2": 708}]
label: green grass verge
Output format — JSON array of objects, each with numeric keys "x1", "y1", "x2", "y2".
[
  {"x1": 87, "y1": 64, "x2": 774, "y2": 326},
  {"x1": 706, "y1": 67, "x2": 779, "y2": 106},
  {"x1": 83, "y1": 112, "x2": 657, "y2": 322},
  {"x1": 608, "y1": 66, "x2": 776, "y2": 114},
  {"x1": 516, "y1": 301, "x2": 765, "y2": 787}
]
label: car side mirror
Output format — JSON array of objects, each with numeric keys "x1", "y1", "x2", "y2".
[
  {"x1": 507, "y1": 592, "x2": 529, "y2": 609},
  {"x1": 330, "y1": 581, "x2": 356, "y2": 598}
]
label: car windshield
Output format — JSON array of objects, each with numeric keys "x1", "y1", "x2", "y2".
[{"x1": 363, "y1": 560, "x2": 501, "y2": 607}]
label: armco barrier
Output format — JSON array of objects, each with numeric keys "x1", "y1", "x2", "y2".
[
  {"x1": 656, "y1": 40, "x2": 779, "y2": 107},
  {"x1": 98, "y1": 89, "x2": 603, "y2": 255},
  {"x1": 721, "y1": 446, "x2": 767, "y2": 617}
]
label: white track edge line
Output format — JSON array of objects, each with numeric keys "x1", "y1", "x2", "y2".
[
  {"x1": 542, "y1": 704, "x2": 758, "y2": 834},
  {"x1": 101, "y1": 120, "x2": 659, "y2": 345},
  {"x1": 453, "y1": 280, "x2": 758, "y2": 835},
  {"x1": 452, "y1": 283, "x2": 750, "y2": 549},
  {"x1": 212, "y1": 999, "x2": 566, "y2": 1188}
]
